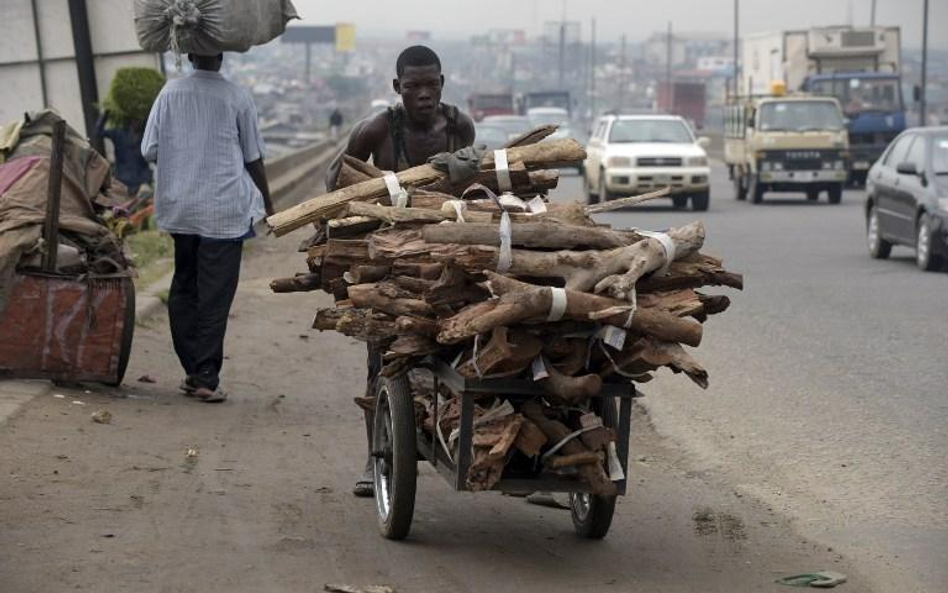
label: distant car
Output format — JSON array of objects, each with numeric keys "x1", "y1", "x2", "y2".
[
  {"x1": 528, "y1": 107, "x2": 583, "y2": 173},
  {"x1": 865, "y1": 126, "x2": 948, "y2": 271},
  {"x1": 583, "y1": 114, "x2": 712, "y2": 210},
  {"x1": 481, "y1": 115, "x2": 532, "y2": 142},
  {"x1": 475, "y1": 124, "x2": 510, "y2": 150}
]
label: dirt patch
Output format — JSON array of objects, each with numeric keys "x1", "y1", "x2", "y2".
[{"x1": 693, "y1": 506, "x2": 747, "y2": 541}]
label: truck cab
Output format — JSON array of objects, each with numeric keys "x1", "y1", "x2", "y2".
[
  {"x1": 725, "y1": 95, "x2": 849, "y2": 204},
  {"x1": 805, "y1": 72, "x2": 905, "y2": 184}
]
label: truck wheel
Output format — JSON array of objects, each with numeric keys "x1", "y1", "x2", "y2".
[
  {"x1": 748, "y1": 175, "x2": 764, "y2": 204},
  {"x1": 867, "y1": 204, "x2": 892, "y2": 260},
  {"x1": 734, "y1": 173, "x2": 747, "y2": 201},
  {"x1": 570, "y1": 397, "x2": 618, "y2": 539},
  {"x1": 691, "y1": 191, "x2": 710, "y2": 212},
  {"x1": 598, "y1": 172, "x2": 613, "y2": 203},
  {"x1": 373, "y1": 374, "x2": 417, "y2": 540},
  {"x1": 806, "y1": 188, "x2": 820, "y2": 201},
  {"x1": 827, "y1": 184, "x2": 843, "y2": 205},
  {"x1": 672, "y1": 196, "x2": 688, "y2": 209},
  {"x1": 916, "y1": 213, "x2": 944, "y2": 272}
]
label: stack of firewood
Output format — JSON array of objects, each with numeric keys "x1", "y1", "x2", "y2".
[{"x1": 267, "y1": 129, "x2": 742, "y2": 493}]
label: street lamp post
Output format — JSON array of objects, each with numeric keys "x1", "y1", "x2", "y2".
[
  {"x1": 733, "y1": 0, "x2": 740, "y2": 97},
  {"x1": 920, "y1": 0, "x2": 929, "y2": 126}
]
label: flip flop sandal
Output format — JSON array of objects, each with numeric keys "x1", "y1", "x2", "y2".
[
  {"x1": 776, "y1": 572, "x2": 847, "y2": 588},
  {"x1": 353, "y1": 480, "x2": 374, "y2": 497},
  {"x1": 195, "y1": 386, "x2": 228, "y2": 403},
  {"x1": 179, "y1": 379, "x2": 197, "y2": 397}
]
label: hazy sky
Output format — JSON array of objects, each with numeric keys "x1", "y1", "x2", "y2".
[{"x1": 292, "y1": 0, "x2": 946, "y2": 49}]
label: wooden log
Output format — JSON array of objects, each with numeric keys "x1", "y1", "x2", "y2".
[
  {"x1": 600, "y1": 337, "x2": 708, "y2": 388},
  {"x1": 392, "y1": 262, "x2": 443, "y2": 280},
  {"x1": 520, "y1": 401, "x2": 616, "y2": 496},
  {"x1": 637, "y1": 253, "x2": 744, "y2": 292},
  {"x1": 312, "y1": 308, "x2": 398, "y2": 341},
  {"x1": 393, "y1": 275, "x2": 435, "y2": 294},
  {"x1": 421, "y1": 167, "x2": 560, "y2": 198},
  {"x1": 514, "y1": 418, "x2": 548, "y2": 457},
  {"x1": 456, "y1": 327, "x2": 543, "y2": 378},
  {"x1": 504, "y1": 124, "x2": 559, "y2": 148},
  {"x1": 344, "y1": 201, "x2": 493, "y2": 225},
  {"x1": 395, "y1": 315, "x2": 439, "y2": 336},
  {"x1": 438, "y1": 272, "x2": 703, "y2": 347},
  {"x1": 422, "y1": 222, "x2": 643, "y2": 250},
  {"x1": 267, "y1": 139, "x2": 584, "y2": 236},
  {"x1": 347, "y1": 283, "x2": 435, "y2": 318},
  {"x1": 424, "y1": 259, "x2": 490, "y2": 308},
  {"x1": 269, "y1": 272, "x2": 321, "y2": 293},
  {"x1": 540, "y1": 360, "x2": 603, "y2": 405},
  {"x1": 544, "y1": 451, "x2": 601, "y2": 469},
  {"x1": 327, "y1": 216, "x2": 381, "y2": 239},
  {"x1": 348, "y1": 264, "x2": 390, "y2": 284}
]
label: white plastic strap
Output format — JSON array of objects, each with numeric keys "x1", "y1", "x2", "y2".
[
  {"x1": 606, "y1": 442, "x2": 625, "y2": 481},
  {"x1": 541, "y1": 426, "x2": 600, "y2": 461},
  {"x1": 383, "y1": 172, "x2": 408, "y2": 208},
  {"x1": 624, "y1": 287, "x2": 637, "y2": 328},
  {"x1": 497, "y1": 211, "x2": 513, "y2": 273},
  {"x1": 527, "y1": 196, "x2": 548, "y2": 214},
  {"x1": 493, "y1": 149, "x2": 512, "y2": 192},
  {"x1": 442, "y1": 200, "x2": 467, "y2": 223},
  {"x1": 636, "y1": 230, "x2": 676, "y2": 276},
  {"x1": 531, "y1": 356, "x2": 550, "y2": 380},
  {"x1": 547, "y1": 287, "x2": 568, "y2": 322}
]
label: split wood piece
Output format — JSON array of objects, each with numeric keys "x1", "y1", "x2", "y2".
[
  {"x1": 380, "y1": 356, "x2": 416, "y2": 378},
  {"x1": 268, "y1": 139, "x2": 584, "y2": 236},
  {"x1": 392, "y1": 261, "x2": 444, "y2": 280},
  {"x1": 637, "y1": 253, "x2": 744, "y2": 292},
  {"x1": 424, "y1": 221, "x2": 704, "y2": 295},
  {"x1": 270, "y1": 272, "x2": 321, "y2": 293},
  {"x1": 348, "y1": 283, "x2": 435, "y2": 318},
  {"x1": 422, "y1": 222, "x2": 643, "y2": 251},
  {"x1": 540, "y1": 360, "x2": 603, "y2": 405},
  {"x1": 514, "y1": 417, "x2": 548, "y2": 457},
  {"x1": 636, "y1": 289, "x2": 707, "y2": 318},
  {"x1": 327, "y1": 216, "x2": 381, "y2": 239},
  {"x1": 521, "y1": 401, "x2": 616, "y2": 496},
  {"x1": 319, "y1": 261, "x2": 349, "y2": 293},
  {"x1": 424, "y1": 259, "x2": 490, "y2": 308},
  {"x1": 343, "y1": 201, "x2": 493, "y2": 225},
  {"x1": 601, "y1": 337, "x2": 709, "y2": 388},
  {"x1": 544, "y1": 451, "x2": 602, "y2": 469},
  {"x1": 312, "y1": 308, "x2": 398, "y2": 341},
  {"x1": 395, "y1": 315, "x2": 439, "y2": 336},
  {"x1": 467, "y1": 414, "x2": 524, "y2": 491},
  {"x1": 421, "y1": 162, "x2": 557, "y2": 196},
  {"x1": 386, "y1": 334, "x2": 439, "y2": 358},
  {"x1": 580, "y1": 425, "x2": 617, "y2": 452},
  {"x1": 504, "y1": 124, "x2": 559, "y2": 148},
  {"x1": 336, "y1": 160, "x2": 374, "y2": 189},
  {"x1": 393, "y1": 275, "x2": 435, "y2": 295},
  {"x1": 456, "y1": 326, "x2": 543, "y2": 379},
  {"x1": 551, "y1": 346, "x2": 586, "y2": 376},
  {"x1": 584, "y1": 186, "x2": 672, "y2": 213},
  {"x1": 343, "y1": 155, "x2": 385, "y2": 179},
  {"x1": 348, "y1": 264, "x2": 390, "y2": 284},
  {"x1": 438, "y1": 272, "x2": 703, "y2": 347}
]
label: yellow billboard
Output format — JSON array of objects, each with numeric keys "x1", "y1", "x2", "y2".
[{"x1": 335, "y1": 23, "x2": 356, "y2": 52}]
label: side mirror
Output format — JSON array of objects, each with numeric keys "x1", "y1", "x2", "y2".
[
  {"x1": 896, "y1": 161, "x2": 918, "y2": 176},
  {"x1": 697, "y1": 136, "x2": 711, "y2": 148}
]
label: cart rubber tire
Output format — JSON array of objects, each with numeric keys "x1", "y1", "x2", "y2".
[
  {"x1": 373, "y1": 374, "x2": 417, "y2": 540},
  {"x1": 106, "y1": 277, "x2": 136, "y2": 387},
  {"x1": 570, "y1": 398, "x2": 618, "y2": 539}
]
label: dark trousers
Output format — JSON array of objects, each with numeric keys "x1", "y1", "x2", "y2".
[{"x1": 168, "y1": 234, "x2": 243, "y2": 391}]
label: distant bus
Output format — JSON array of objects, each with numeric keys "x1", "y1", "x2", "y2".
[
  {"x1": 519, "y1": 91, "x2": 572, "y2": 118},
  {"x1": 468, "y1": 93, "x2": 515, "y2": 121}
]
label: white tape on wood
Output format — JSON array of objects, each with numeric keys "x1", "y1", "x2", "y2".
[
  {"x1": 493, "y1": 149, "x2": 512, "y2": 192},
  {"x1": 547, "y1": 287, "x2": 567, "y2": 322}
]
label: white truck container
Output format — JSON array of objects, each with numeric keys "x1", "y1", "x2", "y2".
[{"x1": 1, "y1": 0, "x2": 161, "y2": 136}]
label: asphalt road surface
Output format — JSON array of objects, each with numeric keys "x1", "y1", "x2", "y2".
[
  {"x1": 550, "y1": 166, "x2": 948, "y2": 593},
  {"x1": 0, "y1": 166, "x2": 940, "y2": 593}
]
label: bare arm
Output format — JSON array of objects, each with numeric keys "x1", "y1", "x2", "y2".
[
  {"x1": 455, "y1": 111, "x2": 476, "y2": 148},
  {"x1": 325, "y1": 113, "x2": 389, "y2": 191},
  {"x1": 245, "y1": 159, "x2": 274, "y2": 217}
]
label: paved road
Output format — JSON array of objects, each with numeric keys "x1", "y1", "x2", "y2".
[
  {"x1": 550, "y1": 166, "x2": 948, "y2": 593},
  {"x1": 0, "y1": 172, "x2": 880, "y2": 593}
]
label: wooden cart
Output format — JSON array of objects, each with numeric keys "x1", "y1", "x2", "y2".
[{"x1": 371, "y1": 356, "x2": 638, "y2": 541}]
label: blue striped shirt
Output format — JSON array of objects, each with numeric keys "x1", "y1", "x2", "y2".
[{"x1": 141, "y1": 70, "x2": 266, "y2": 239}]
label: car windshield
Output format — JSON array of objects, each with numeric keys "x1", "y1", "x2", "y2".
[
  {"x1": 482, "y1": 117, "x2": 531, "y2": 137},
  {"x1": 529, "y1": 111, "x2": 570, "y2": 127},
  {"x1": 608, "y1": 120, "x2": 693, "y2": 143},
  {"x1": 471, "y1": 95, "x2": 513, "y2": 111},
  {"x1": 475, "y1": 125, "x2": 509, "y2": 150},
  {"x1": 809, "y1": 77, "x2": 902, "y2": 115},
  {"x1": 932, "y1": 137, "x2": 948, "y2": 175},
  {"x1": 759, "y1": 101, "x2": 844, "y2": 132}
]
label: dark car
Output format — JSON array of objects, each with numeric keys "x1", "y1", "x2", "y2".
[{"x1": 865, "y1": 126, "x2": 948, "y2": 271}]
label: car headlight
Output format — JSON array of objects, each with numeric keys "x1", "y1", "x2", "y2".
[
  {"x1": 686, "y1": 156, "x2": 708, "y2": 167},
  {"x1": 938, "y1": 197, "x2": 948, "y2": 213},
  {"x1": 761, "y1": 161, "x2": 772, "y2": 171},
  {"x1": 836, "y1": 160, "x2": 845, "y2": 170},
  {"x1": 773, "y1": 162, "x2": 784, "y2": 171},
  {"x1": 606, "y1": 156, "x2": 633, "y2": 168}
]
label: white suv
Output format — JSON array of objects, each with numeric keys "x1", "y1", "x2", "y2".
[{"x1": 584, "y1": 115, "x2": 712, "y2": 211}]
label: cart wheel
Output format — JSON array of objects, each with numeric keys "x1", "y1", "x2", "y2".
[
  {"x1": 373, "y1": 374, "x2": 417, "y2": 540},
  {"x1": 570, "y1": 397, "x2": 618, "y2": 539}
]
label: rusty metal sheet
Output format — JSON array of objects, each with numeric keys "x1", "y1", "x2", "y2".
[{"x1": 0, "y1": 273, "x2": 134, "y2": 385}]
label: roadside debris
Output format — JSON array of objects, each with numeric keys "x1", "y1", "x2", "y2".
[
  {"x1": 324, "y1": 585, "x2": 395, "y2": 593},
  {"x1": 137, "y1": 374, "x2": 157, "y2": 383},
  {"x1": 90, "y1": 410, "x2": 112, "y2": 424},
  {"x1": 776, "y1": 572, "x2": 847, "y2": 588}
]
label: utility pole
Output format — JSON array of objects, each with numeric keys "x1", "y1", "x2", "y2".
[
  {"x1": 870, "y1": 0, "x2": 877, "y2": 26},
  {"x1": 558, "y1": 21, "x2": 566, "y2": 88},
  {"x1": 733, "y1": 0, "x2": 740, "y2": 97},
  {"x1": 619, "y1": 34, "x2": 627, "y2": 112},
  {"x1": 666, "y1": 20, "x2": 673, "y2": 110},
  {"x1": 920, "y1": 0, "x2": 929, "y2": 126},
  {"x1": 590, "y1": 17, "x2": 596, "y2": 119}
]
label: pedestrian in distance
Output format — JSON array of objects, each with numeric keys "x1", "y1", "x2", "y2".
[
  {"x1": 326, "y1": 45, "x2": 476, "y2": 497},
  {"x1": 329, "y1": 108, "x2": 343, "y2": 141},
  {"x1": 141, "y1": 52, "x2": 274, "y2": 403}
]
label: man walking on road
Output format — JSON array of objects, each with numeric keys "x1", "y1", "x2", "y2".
[
  {"x1": 327, "y1": 45, "x2": 475, "y2": 496},
  {"x1": 141, "y1": 53, "x2": 273, "y2": 403}
]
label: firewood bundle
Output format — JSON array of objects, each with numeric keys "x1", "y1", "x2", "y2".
[{"x1": 267, "y1": 131, "x2": 742, "y2": 492}]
